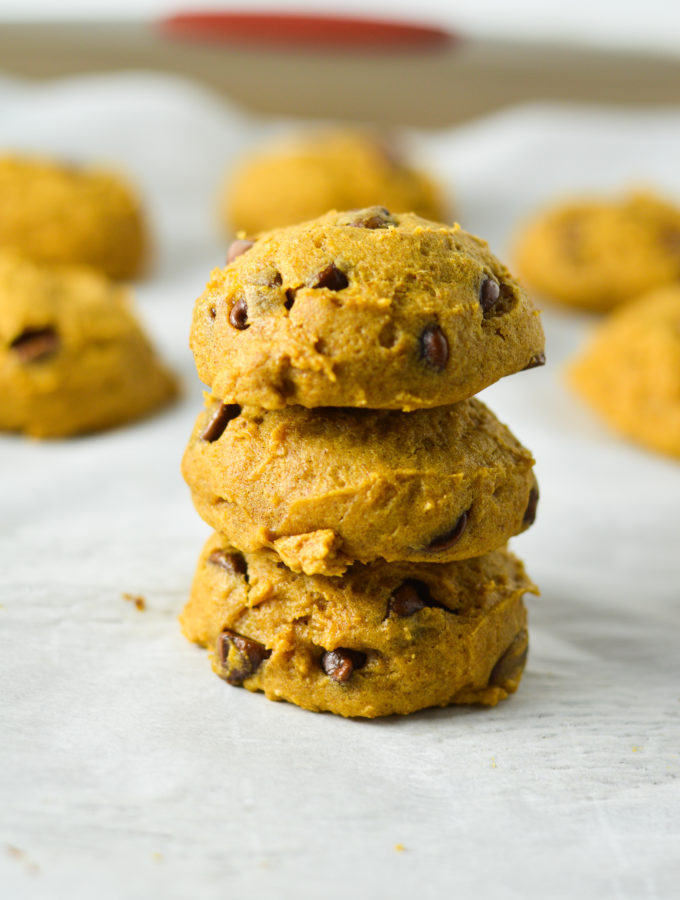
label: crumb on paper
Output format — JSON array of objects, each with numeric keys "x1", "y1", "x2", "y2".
[
  {"x1": 6, "y1": 845, "x2": 40, "y2": 875},
  {"x1": 123, "y1": 593, "x2": 146, "y2": 612},
  {"x1": 632, "y1": 745, "x2": 641, "y2": 752},
  {"x1": 6, "y1": 845, "x2": 23, "y2": 860},
  {"x1": 152, "y1": 852, "x2": 164, "y2": 863},
  {"x1": 491, "y1": 757, "x2": 497, "y2": 768},
  {"x1": 395, "y1": 843, "x2": 405, "y2": 853}
]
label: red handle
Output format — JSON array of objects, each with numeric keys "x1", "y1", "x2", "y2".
[{"x1": 159, "y1": 11, "x2": 457, "y2": 51}]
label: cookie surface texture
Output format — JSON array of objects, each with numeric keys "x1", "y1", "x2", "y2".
[
  {"x1": 182, "y1": 398, "x2": 538, "y2": 574},
  {"x1": 568, "y1": 285, "x2": 680, "y2": 459},
  {"x1": 0, "y1": 155, "x2": 147, "y2": 279},
  {"x1": 514, "y1": 191, "x2": 680, "y2": 311},
  {"x1": 0, "y1": 252, "x2": 177, "y2": 437},
  {"x1": 224, "y1": 130, "x2": 445, "y2": 235},
  {"x1": 181, "y1": 534, "x2": 537, "y2": 718},
  {"x1": 191, "y1": 209, "x2": 545, "y2": 410}
]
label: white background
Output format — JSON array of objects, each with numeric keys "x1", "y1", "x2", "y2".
[{"x1": 0, "y1": 0, "x2": 680, "y2": 55}]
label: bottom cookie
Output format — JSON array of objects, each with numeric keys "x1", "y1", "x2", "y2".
[{"x1": 181, "y1": 534, "x2": 537, "y2": 718}]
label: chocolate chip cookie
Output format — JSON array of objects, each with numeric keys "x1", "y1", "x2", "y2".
[
  {"x1": 181, "y1": 533, "x2": 537, "y2": 718},
  {"x1": 182, "y1": 397, "x2": 538, "y2": 575},
  {"x1": 0, "y1": 251, "x2": 177, "y2": 437},
  {"x1": 0, "y1": 155, "x2": 147, "y2": 280},
  {"x1": 224, "y1": 129, "x2": 445, "y2": 235},
  {"x1": 568, "y1": 285, "x2": 680, "y2": 459},
  {"x1": 514, "y1": 190, "x2": 680, "y2": 311},
  {"x1": 191, "y1": 209, "x2": 545, "y2": 410}
]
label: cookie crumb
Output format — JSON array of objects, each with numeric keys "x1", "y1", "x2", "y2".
[
  {"x1": 123, "y1": 593, "x2": 146, "y2": 612},
  {"x1": 395, "y1": 843, "x2": 405, "y2": 853},
  {"x1": 6, "y1": 845, "x2": 24, "y2": 860},
  {"x1": 152, "y1": 852, "x2": 164, "y2": 863}
]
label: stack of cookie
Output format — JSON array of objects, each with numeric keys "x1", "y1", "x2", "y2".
[{"x1": 181, "y1": 207, "x2": 545, "y2": 717}]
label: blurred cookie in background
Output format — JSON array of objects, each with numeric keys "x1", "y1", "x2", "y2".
[
  {"x1": 0, "y1": 251, "x2": 177, "y2": 438},
  {"x1": 514, "y1": 190, "x2": 680, "y2": 312},
  {"x1": 0, "y1": 155, "x2": 148, "y2": 280},
  {"x1": 568, "y1": 285, "x2": 680, "y2": 459},
  {"x1": 223, "y1": 129, "x2": 446, "y2": 235}
]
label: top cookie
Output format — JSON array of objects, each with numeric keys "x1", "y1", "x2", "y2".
[
  {"x1": 224, "y1": 129, "x2": 445, "y2": 235},
  {"x1": 0, "y1": 155, "x2": 147, "y2": 280},
  {"x1": 514, "y1": 190, "x2": 680, "y2": 312},
  {"x1": 191, "y1": 209, "x2": 545, "y2": 410}
]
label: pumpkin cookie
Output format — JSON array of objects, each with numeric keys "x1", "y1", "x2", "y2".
[
  {"x1": 514, "y1": 190, "x2": 680, "y2": 311},
  {"x1": 182, "y1": 397, "x2": 538, "y2": 575},
  {"x1": 0, "y1": 155, "x2": 147, "y2": 279},
  {"x1": 224, "y1": 129, "x2": 444, "y2": 235},
  {"x1": 181, "y1": 533, "x2": 537, "y2": 718},
  {"x1": 568, "y1": 285, "x2": 680, "y2": 459},
  {"x1": 0, "y1": 252, "x2": 177, "y2": 438},
  {"x1": 191, "y1": 209, "x2": 545, "y2": 410}
]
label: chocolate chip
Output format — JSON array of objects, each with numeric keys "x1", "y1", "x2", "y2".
[
  {"x1": 420, "y1": 324, "x2": 448, "y2": 369},
  {"x1": 522, "y1": 352, "x2": 546, "y2": 371},
  {"x1": 321, "y1": 648, "x2": 367, "y2": 683},
  {"x1": 10, "y1": 327, "x2": 59, "y2": 363},
  {"x1": 284, "y1": 288, "x2": 297, "y2": 311},
  {"x1": 229, "y1": 297, "x2": 249, "y2": 330},
  {"x1": 479, "y1": 277, "x2": 501, "y2": 316},
  {"x1": 217, "y1": 629, "x2": 271, "y2": 686},
  {"x1": 209, "y1": 306, "x2": 217, "y2": 319},
  {"x1": 227, "y1": 239, "x2": 254, "y2": 264},
  {"x1": 387, "y1": 580, "x2": 429, "y2": 618},
  {"x1": 200, "y1": 403, "x2": 241, "y2": 442},
  {"x1": 347, "y1": 207, "x2": 395, "y2": 229},
  {"x1": 489, "y1": 629, "x2": 528, "y2": 687},
  {"x1": 313, "y1": 264, "x2": 348, "y2": 291},
  {"x1": 426, "y1": 510, "x2": 469, "y2": 552},
  {"x1": 208, "y1": 549, "x2": 247, "y2": 576},
  {"x1": 522, "y1": 485, "x2": 539, "y2": 528}
]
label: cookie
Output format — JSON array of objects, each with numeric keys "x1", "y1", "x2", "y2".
[
  {"x1": 0, "y1": 252, "x2": 177, "y2": 437},
  {"x1": 191, "y1": 209, "x2": 545, "y2": 410},
  {"x1": 514, "y1": 190, "x2": 680, "y2": 311},
  {"x1": 568, "y1": 285, "x2": 680, "y2": 459},
  {"x1": 182, "y1": 397, "x2": 538, "y2": 575},
  {"x1": 181, "y1": 533, "x2": 536, "y2": 718},
  {"x1": 224, "y1": 129, "x2": 445, "y2": 235},
  {"x1": 0, "y1": 155, "x2": 147, "y2": 280}
]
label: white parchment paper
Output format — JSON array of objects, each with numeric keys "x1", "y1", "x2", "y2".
[{"x1": 1, "y1": 74, "x2": 679, "y2": 900}]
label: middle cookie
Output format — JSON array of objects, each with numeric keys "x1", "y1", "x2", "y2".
[{"x1": 182, "y1": 397, "x2": 538, "y2": 576}]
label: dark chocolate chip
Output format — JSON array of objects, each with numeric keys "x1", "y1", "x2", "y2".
[
  {"x1": 217, "y1": 629, "x2": 271, "y2": 686},
  {"x1": 426, "y1": 509, "x2": 469, "y2": 552},
  {"x1": 284, "y1": 288, "x2": 297, "y2": 311},
  {"x1": 209, "y1": 306, "x2": 217, "y2": 319},
  {"x1": 522, "y1": 485, "x2": 539, "y2": 528},
  {"x1": 387, "y1": 580, "x2": 430, "y2": 618},
  {"x1": 321, "y1": 648, "x2": 367, "y2": 684},
  {"x1": 313, "y1": 264, "x2": 349, "y2": 291},
  {"x1": 208, "y1": 549, "x2": 247, "y2": 576},
  {"x1": 10, "y1": 327, "x2": 59, "y2": 363},
  {"x1": 420, "y1": 324, "x2": 448, "y2": 369},
  {"x1": 229, "y1": 297, "x2": 249, "y2": 330},
  {"x1": 269, "y1": 271, "x2": 283, "y2": 287},
  {"x1": 489, "y1": 628, "x2": 528, "y2": 687},
  {"x1": 200, "y1": 403, "x2": 241, "y2": 442},
  {"x1": 227, "y1": 239, "x2": 254, "y2": 264},
  {"x1": 522, "y1": 352, "x2": 546, "y2": 371},
  {"x1": 348, "y1": 207, "x2": 395, "y2": 229},
  {"x1": 479, "y1": 277, "x2": 501, "y2": 316}
]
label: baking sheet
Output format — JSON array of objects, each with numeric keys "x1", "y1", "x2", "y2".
[{"x1": 1, "y1": 73, "x2": 679, "y2": 900}]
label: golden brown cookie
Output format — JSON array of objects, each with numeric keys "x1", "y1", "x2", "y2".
[
  {"x1": 191, "y1": 209, "x2": 545, "y2": 410},
  {"x1": 182, "y1": 397, "x2": 538, "y2": 575},
  {"x1": 224, "y1": 129, "x2": 445, "y2": 235},
  {"x1": 568, "y1": 285, "x2": 680, "y2": 459},
  {"x1": 0, "y1": 155, "x2": 148, "y2": 279},
  {"x1": 0, "y1": 251, "x2": 177, "y2": 438},
  {"x1": 181, "y1": 533, "x2": 537, "y2": 718},
  {"x1": 514, "y1": 190, "x2": 680, "y2": 311}
]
